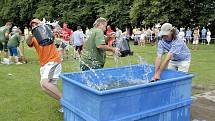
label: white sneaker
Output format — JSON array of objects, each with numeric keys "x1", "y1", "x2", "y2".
[
  {"x1": 16, "y1": 62, "x2": 23, "y2": 65},
  {"x1": 58, "y1": 107, "x2": 64, "y2": 113}
]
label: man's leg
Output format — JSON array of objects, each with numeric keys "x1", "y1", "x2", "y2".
[
  {"x1": 0, "y1": 42, "x2": 3, "y2": 61},
  {"x1": 3, "y1": 42, "x2": 8, "y2": 58},
  {"x1": 40, "y1": 62, "x2": 62, "y2": 100},
  {"x1": 40, "y1": 79, "x2": 62, "y2": 100}
]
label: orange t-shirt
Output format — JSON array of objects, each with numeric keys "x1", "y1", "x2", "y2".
[{"x1": 29, "y1": 37, "x2": 61, "y2": 66}]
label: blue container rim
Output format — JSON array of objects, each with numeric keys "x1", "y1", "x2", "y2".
[{"x1": 60, "y1": 64, "x2": 194, "y2": 96}]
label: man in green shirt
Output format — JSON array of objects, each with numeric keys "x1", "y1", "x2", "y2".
[
  {"x1": 7, "y1": 26, "x2": 22, "y2": 64},
  {"x1": 80, "y1": 18, "x2": 120, "y2": 71},
  {"x1": 0, "y1": 22, "x2": 12, "y2": 60}
]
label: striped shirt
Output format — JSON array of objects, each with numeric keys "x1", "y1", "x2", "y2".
[{"x1": 157, "y1": 37, "x2": 191, "y2": 61}]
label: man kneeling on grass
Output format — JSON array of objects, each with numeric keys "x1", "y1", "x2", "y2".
[{"x1": 26, "y1": 19, "x2": 63, "y2": 112}]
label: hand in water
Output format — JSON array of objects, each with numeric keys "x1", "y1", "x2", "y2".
[{"x1": 151, "y1": 73, "x2": 160, "y2": 82}]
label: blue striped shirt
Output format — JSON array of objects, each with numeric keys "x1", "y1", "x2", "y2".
[{"x1": 157, "y1": 37, "x2": 191, "y2": 61}]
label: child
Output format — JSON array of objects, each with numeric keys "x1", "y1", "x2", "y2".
[{"x1": 7, "y1": 26, "x2": 22, "y2": 64}]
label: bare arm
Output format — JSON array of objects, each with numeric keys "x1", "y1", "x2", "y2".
[
  {"x1": 153, "y1": 53, "x2": 172, "y2": 80},
  {"x1": 26, "y1": 35, "x2": 33, "y2": 47},
  {"x1": 158, "y1": 53, "x2": 172, "y2": 73},
  {"x1": 97, "y1": 44, "x2": 115, "y2": 53},
  {"x1": 5, "y1": 32, "x2": 10, "y2": 40},
  {"x1": 154, "y1": 55, "x2": 162, "y2": 74}
]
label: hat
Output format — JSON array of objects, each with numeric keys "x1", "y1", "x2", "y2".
[
  {"x1": 30, "y1": 19, "x2": 41, "y2": 26},
  {"x1": 160, "y1": 23, "x2": 173, "y2": 36},
  {"x1": 12, "y1": 26, "x2": 18, "y2": 30}
]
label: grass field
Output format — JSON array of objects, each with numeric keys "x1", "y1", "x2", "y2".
[{"x1": 0, "y1": 43, "x2": 215, "y2": 121}]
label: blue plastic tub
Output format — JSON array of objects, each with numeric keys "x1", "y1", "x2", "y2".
[{"x1": 60, "y1": 64, "x2": 193, "y2": 121}]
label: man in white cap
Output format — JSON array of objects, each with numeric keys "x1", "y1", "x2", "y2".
[{"x1": 152, "y1": 23, "x2": 191, "y2": 81}]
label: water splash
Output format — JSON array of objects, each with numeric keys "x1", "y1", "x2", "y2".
[
  {"x1": 79, "y1": 59, "x2": 106, "y2": 90},
  {"x1": 136, "y1": 54, "x2": 152, "y2": 83}
]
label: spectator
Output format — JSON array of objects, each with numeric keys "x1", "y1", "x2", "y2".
[
  {"x1": 206, "y1": 29, "x2": 211, "y2": 45},
  {"x1": 0, "y1": 21, "x2": 12, "y2": 61},
  {"x1": 201, "y1": 27, "x2": 207, "y2": 45},
  {"x1": 192, "y1": 27, "x2": 200, "y2": 50},
  {"x1": 178, "y1": 28, "x2": 185, "y2": 42},
  {"x1": 71, "y1": 26, "x2": 85, "y2": 59},
  {"x1": 185, "y1": 27, "x2": 192, "y2": 44},
  {"x1": 7, "y1": 26, "x2": 22, "y2": 64},
  {"x1": 106, "y1": 25, "x2": 114, "y2": 47},
  {"x1": 61, "y1": 22, "x2": 73, "y2": 42}
]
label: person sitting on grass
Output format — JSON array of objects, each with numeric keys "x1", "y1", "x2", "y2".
[
  {"x1": 7, "y1": 26, "x2": 23, "y2": 64},
  {"x1": 152, "y1": 23, "x2": 191, "y2": 81},
  {"x1": 26, "y1": 18, "x2": 63, "y2": 112}
]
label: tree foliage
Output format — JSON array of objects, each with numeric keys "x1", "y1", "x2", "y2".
[{"x1": 0, "y1": 0, "x2": 214, "y2": 31}]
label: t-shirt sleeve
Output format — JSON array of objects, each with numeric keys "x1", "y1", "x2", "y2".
[
  {"x1": 157, "y1": 41, "x2": 164, "y2": 56},
  {"x1": 95, "y1": 30, "x2": 106, "y2": 47}
]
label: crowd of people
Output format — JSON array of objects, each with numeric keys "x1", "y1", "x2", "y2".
[
  {"x1": 0, "y1": 22, "x2": 23, "y2": 64},
  {"x1": 131, "y1": 25, "x2": 212, "y2": 50},
  {"x1": 0, "y1": 17, "x2": 212, "y2": 113}
]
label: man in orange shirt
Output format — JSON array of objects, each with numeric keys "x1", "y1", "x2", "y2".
[{"x1": 27, "y1": 19, "x2": 62, "y2": 111}]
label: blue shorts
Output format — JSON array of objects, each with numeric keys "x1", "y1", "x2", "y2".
[{"x1": 8, "y1": 47, "x2": 18, "y2": 56}]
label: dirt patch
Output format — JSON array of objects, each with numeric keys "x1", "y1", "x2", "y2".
[{"x1": 191, "y1": 97, "x2": 215, "y2": 121}]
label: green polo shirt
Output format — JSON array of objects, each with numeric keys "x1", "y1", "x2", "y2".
[
  {"x1": 81, "y1": 27, "x2": 106, "y2": 68},
  {"x1": 0, "y1": 26, "x2": 10, "y2": 42}
]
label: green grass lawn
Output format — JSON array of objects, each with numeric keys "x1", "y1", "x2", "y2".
[{"x1": 0, "y1": 43, "x2": 215, "y2": 121}]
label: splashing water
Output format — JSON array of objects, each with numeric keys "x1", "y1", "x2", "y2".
[
  {"x1": 79, "y1": 59, "x2": 107, "y2": 90},
  {"x1": 73, "y1": 51, "x2": 152, "y2": 91},
  {"x1": 136, "y1": 54, "x2": 152, "y2": 83}
]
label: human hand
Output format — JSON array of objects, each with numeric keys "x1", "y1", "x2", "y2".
[
  {"x1": 113, "y1": 48, "x2": 121, "y2": 56},
  {"x1": 151, "y1": 73, "x2": 160, "y2": 82}
]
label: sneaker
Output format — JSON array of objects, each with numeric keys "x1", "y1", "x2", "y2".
[
  {"x1": 58, "y1": 107, "x2": 64, "y2": 113},
  {"x1": 16, "y1": 62, "x2": 23, "y2": 65}
]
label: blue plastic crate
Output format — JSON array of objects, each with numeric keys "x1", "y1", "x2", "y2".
[{"x1": 60, "y1": 64, "x2": 193, "y2": 121}]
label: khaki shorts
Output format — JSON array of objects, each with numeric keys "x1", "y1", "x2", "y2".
[
  {"x1": 168, "y1": 60, "x2": 190, "y2": 72},
  {"x1": 193, "y1": 37, "x2": 199, "y2": 45},
  {"x1": 40, "y1": 62, "x2": 62, "y2": 85}
]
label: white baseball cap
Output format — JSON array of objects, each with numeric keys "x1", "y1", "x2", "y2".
[{"x1": 160, "y1": 23, "x2": 173, "y2": 36}]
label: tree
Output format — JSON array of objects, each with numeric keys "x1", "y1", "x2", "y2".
[{"x1": 130, "y1": 0, "x2": 192, "y2": 28}]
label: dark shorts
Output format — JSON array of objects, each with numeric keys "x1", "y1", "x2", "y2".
[
  {"x1": 75, "y1": 45, "x2": 83, "y2": 51},
  {"x1": 0, "y1": 41, "x2": 8, "y2": 52}
]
